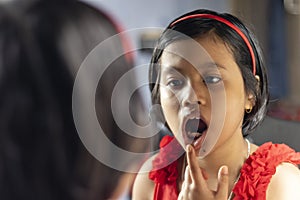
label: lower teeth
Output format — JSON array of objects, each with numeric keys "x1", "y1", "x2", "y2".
[{"x1": 188, "y1": 132, "x2": 202, "y2": 139}]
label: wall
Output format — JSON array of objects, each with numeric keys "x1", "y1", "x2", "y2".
[{"x1": 83, "y1": 0, "x2": 231, "y2": 108}]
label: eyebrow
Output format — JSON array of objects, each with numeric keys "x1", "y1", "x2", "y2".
[
  {"x1": 201, "y1": 62, "x2": 227, "y2": 71},
  {"x1": 161, "y1": 66, "x2": 183, "y2": 74},
  {"x1": 161, "y1": 62, "x2": 227, "y2": 73}
]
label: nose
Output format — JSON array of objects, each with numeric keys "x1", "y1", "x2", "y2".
[{"x1": 182, "y1": 80, "x2": 206, "y2": 107}]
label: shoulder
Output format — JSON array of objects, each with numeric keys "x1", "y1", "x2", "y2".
[
  {"x1": 234, "y1": 142, "x2": 300, "y2": 199},
  {"x1": 132, "y1": 153, "x2": 158, "y2": 200},
  {"x1": 267, "y1": 162, "x2": 300, "y2": 200}
]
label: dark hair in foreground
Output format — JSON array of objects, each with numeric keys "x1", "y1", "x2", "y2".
[
  {"x1": 0, "y1": 0, "x2": 145, "y2": 199},
  {"x1": 149, "y1": 9, "x2": 269, "y2": 136}
]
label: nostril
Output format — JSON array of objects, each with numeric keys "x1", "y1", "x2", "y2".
[{"x1": 182, "y1": 99, "x2": 201, "y2": 107}]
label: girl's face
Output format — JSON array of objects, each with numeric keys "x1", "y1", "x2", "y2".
[{"x1": 159, "y1": 35, "x2": 254, "y2": 157}]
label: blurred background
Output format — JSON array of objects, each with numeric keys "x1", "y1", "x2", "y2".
[{"x1": 84, "y1": 0, "x2": 300, "y2": 151}]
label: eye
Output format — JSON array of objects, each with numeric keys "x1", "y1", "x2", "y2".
[
  {"x1": 167, "y1": 79, "x2": 184, "y2": 89},
  {"x1": 203, "y1": 76, "x2": 221, "y2": 84}
]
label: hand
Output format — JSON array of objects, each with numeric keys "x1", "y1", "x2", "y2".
[{"x1": 177, "y1": 145, "x2": 229, "y2": 200}]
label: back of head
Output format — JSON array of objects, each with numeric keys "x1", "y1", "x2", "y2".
[{"x1": 0, "y1": 0, "x2": 142, "y2": 199}]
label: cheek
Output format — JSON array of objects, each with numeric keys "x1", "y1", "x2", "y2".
[
  {"x1": 160, "y1": 87, "x2": 181, "y2": 132},
  {"x1": 159, "y1": 84, "x2": 181, "y2": 108},
  {"x1": 223, "y1": 86, "x2": 246, "y2": 128}
]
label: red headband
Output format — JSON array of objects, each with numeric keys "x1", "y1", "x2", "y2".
[{"x1": 170, "y1": 14, "x2": 256, "y2": 75}]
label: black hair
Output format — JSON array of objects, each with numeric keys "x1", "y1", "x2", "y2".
[
  {"x1": 149, "y1": 9, "x2": 269, "y2": 136},
  {"x1": 0, "y1": 0, "x2": 145, "y2": 199}
]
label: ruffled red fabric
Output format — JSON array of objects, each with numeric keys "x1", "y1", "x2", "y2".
[
  {"x1": 149, "y1": 135, "x2": 184, "y2": 200},
  {"x1": 149, "y1": 137, "x2": 300, "y2": 200},
  {"x1": 233, "y1": 142, "x2": 300, "y2": 200}
]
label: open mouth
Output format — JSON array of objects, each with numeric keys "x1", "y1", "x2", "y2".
[{"x1": 185, "y1": 117, "x2": 208, "y2": 142}]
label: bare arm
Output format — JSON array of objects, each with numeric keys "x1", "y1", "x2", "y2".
[
  {"x1": 132, "y1": 155, "x2": 156, "y2": 200},
  {"x1": 267, "y1": 162, "x2": 300, "y2": 200}
]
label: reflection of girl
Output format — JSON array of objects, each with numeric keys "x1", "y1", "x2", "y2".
[
  {"x1": 133, "y1": 9, "x2": 300, "y2": 199},
  {"x1": 0, "y1": 0, "x2": 144, "y2": 199}
]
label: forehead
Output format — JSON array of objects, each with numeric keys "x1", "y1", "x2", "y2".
[
  {"x1": 160, "y1": 36, "x2": 236, "y2": 72},
  {"x1": 161, "y1": 38, "x2": 210, "y2": 65}
]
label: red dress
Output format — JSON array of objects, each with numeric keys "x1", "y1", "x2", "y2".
[{"x1": 149, "y1": 135, "x2": 300, "y2": 200}]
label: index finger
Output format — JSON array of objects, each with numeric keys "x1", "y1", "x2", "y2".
[{"x1": 186, "y1": 144, "x2": 207, "y2": 187}]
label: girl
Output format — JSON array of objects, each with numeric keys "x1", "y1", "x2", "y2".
[{"x1": 132, "y1": 9, "x2": 300, "y2": 200}]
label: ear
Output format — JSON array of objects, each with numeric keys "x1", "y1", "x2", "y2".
[
  {"x1": 255, "y1": 75, "x2": 260, "y2": 82},
  {"x1": 255, "y1": 75, "x2": 260, "y2": 92},
  {"x1": 245, "y1": 93, "x2": 255, "y2": 111},
  {"x1": 245, "y1": 75, "x2": 260, "y2": 113}
]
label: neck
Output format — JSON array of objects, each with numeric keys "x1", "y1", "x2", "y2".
[{"x1": 196, "y1": 133, "x2": 249, "y2": 191}]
